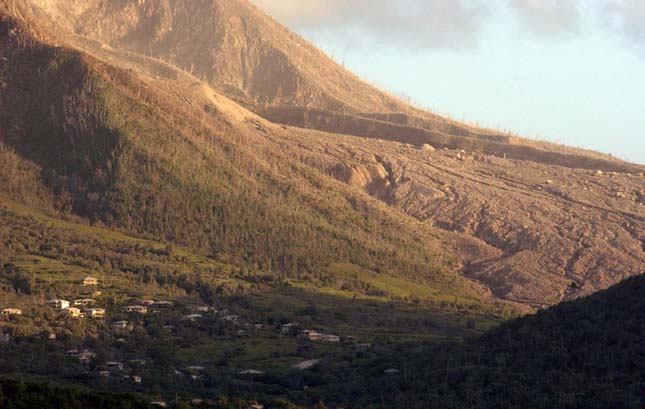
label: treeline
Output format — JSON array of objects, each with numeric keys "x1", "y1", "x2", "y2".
[
  {"x1": 0, "y1": 378, "x2": 307, "y2": 409},
  {"x1": 0, "y1": 378, "x2": 149, "y2": 409}
]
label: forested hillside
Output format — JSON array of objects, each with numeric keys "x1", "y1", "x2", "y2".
[{"x1": 396, "y1": 275, "x2": 645, "y2": 409}]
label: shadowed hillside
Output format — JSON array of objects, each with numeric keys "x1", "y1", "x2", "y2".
[{"x1": 397, "y1": 274, "x2": 645, "y2": 409}]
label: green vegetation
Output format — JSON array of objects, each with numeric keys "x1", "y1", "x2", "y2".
[
  {"x1": 0, "y1": 378, "x2": 150, "y2": 409},
  {"x1": 0, "y1": 196, "x2": 501, "y2": 407},
  {"x1": 394, "y1": 275, "x2": 645, "y2": 409}
]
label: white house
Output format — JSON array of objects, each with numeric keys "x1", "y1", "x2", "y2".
[
  {"x1": 112, "y1": 321, "x2": 133, "y2": 332},
  {"x1": 184, "y1": 366, "x2": 205, "y2": 373},
  {"x1": 106, "y1": 362, "x2": 124, "y2": 371},
  {"x1": 83, "y1": 276, "x2": 99, "y2": 286},
  {"x1": 291, "y1": 359, "x2": 320, "y2": 370},
  {"x1": 61, "y1": 307, "x2": 82, "y2": 318},
  {"x1": 1, "y1": 308, "x2": 22, "y2": 316},
  {"x1": 47, "y1": 299, "x2": 70, "y2": 310},
  {"x1": 84, "y1": 308, "x2": 106, "y2": 318},
  {"x1": 74, "y1": 299, "x2": 96, "y2": 306},
  {"x1": 238, "y1": 369, "x2": 265, "y2": 376},
  {"x1": 299, "y1": 330, "x2": 340, "y2": 343},
  {"x1": 122, "y1": 305, "x2": 148, "y2": 314},
  {"x1": 221, "y1": 314, "x2": 239, "y2": 323},
  {"x1": 77, "y1": 350, "x2": 96, "y2": 364},
  {"x1": 281, "y1": 323, "x2": 298, "y2": 334}
]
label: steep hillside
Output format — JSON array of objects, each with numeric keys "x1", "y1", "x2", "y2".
[
  {"x1": 2, "y1": 0, "x2": 644, "y2": 307},
  {"x1": 0, "y1": 6, "x2": 501, "y2": 308},
  {"x1": 46, "y1": 0, "x2": 642, "y2": 170},
  {"x1": 397, "y1": 274, "x2": 645, "y2": 409},
  {"x1": 19, "y1": 0, "x2": 637, "y2": 169}
]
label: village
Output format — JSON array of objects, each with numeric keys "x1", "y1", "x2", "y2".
[{"x1": 0, "y1": 275, "x2": 384, "y2": 407}]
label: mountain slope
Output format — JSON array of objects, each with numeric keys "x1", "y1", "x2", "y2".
[
  {"x1": 0, "y1": 5, "x2": 501, "y2": 310},
  {"x1": 42, "y1": 0, "x2": 643, "y2": 172},
  {"x1": 398, "y1": 274, "x2": 645, "y2": 408},
  {"x1": 2, "y1": 0, "x2": 644, "y2": 307}
]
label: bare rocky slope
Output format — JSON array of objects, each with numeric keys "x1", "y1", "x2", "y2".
[{"x1": 2, "y1": 0, "x2": 644, "y2": 307}]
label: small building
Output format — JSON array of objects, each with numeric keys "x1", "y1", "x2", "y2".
[
  {"x1": 106, "y1": 362, "x2": 125, "y2": 371},
  {"x1": 132, "y1": 375, "x2": 142, "y2": 383},
  {"x1": 99, "y1": 370, "x2": 110, "y2": 378},
  {"x1": 85, "y1": 308, "x2": 106, "y2": 318},
  {"x1": 184, "y1": 366, "x2": 205, "y2": 373},
  {"x1": 319, "y1": 334, "x2": 341, "y2": 343},
  {"x1": 184, "y1": 313, "x2": 203, "y2": 321},
  {"x1": 47, "y1": 299, "x2": 70, "y2": 310},
  {"x1": 221, "y1": 314, "x2": 239, "y2": 323},
  {"x1": 77, "y1": 350, "x2": 96, "y2": 364},
  {"x1": 112, "y1": 321, "x2": 133, "y2": 332},
  {"x1": 74, "y1": 299, "x2": 96, "y2": 306},
  {"x1": 191, "y1": 306, "x2": 211, "y2": 313},
  {"x1": 1, "y1": 308, "x2": 23, "y2": 316},
  {"x1": 149, "y1": 402, "x2": 167, "y2": 408},
  {"x1": 153, "y1": 301, "x2": 173, "y2": 308},
  {"x1": 299, "y1": 330, "x2": 340, "y2": 343},
  {"x1": 238, "y1": 369, "x2": 265, "y2": 376},
  {"x1": 291, "y1": 359, "x2": 320, "y2": 371},
  {"x1": 61, "y1": 307, "x2": 82, "y2": 318},
  {"x1": 83, "y1": 276, "x2": 99, "y2": 286},
  {"x1": 122, "y1": 305, "x2": 148, "y2": 314},
  {"x1": 281, "y1": 323, "x2": 298, "y2": 334},
  {"x1": 384, "y1": 368, "x2": 401, "y2": 375},
  {"x1": 140, "y1": 300, "x2": 156, "y2": 306}
]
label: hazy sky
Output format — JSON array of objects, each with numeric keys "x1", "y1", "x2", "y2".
[{"x1": 252, "y1": 0, "x2": 645, "y2": 164}]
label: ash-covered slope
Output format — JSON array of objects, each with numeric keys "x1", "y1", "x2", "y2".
[
  {"x1": 17, "y1": 0, "x2": 410, "y2": 114},
  {"x1": 0, "y1": 3, "x2": 501, "y2": 312},
  {"x1": 2, "y1": 0, "x2": 643, "y2": 308},
  {"x1": 40, "y1": 0, "x2": 640, "y2": 173}
]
